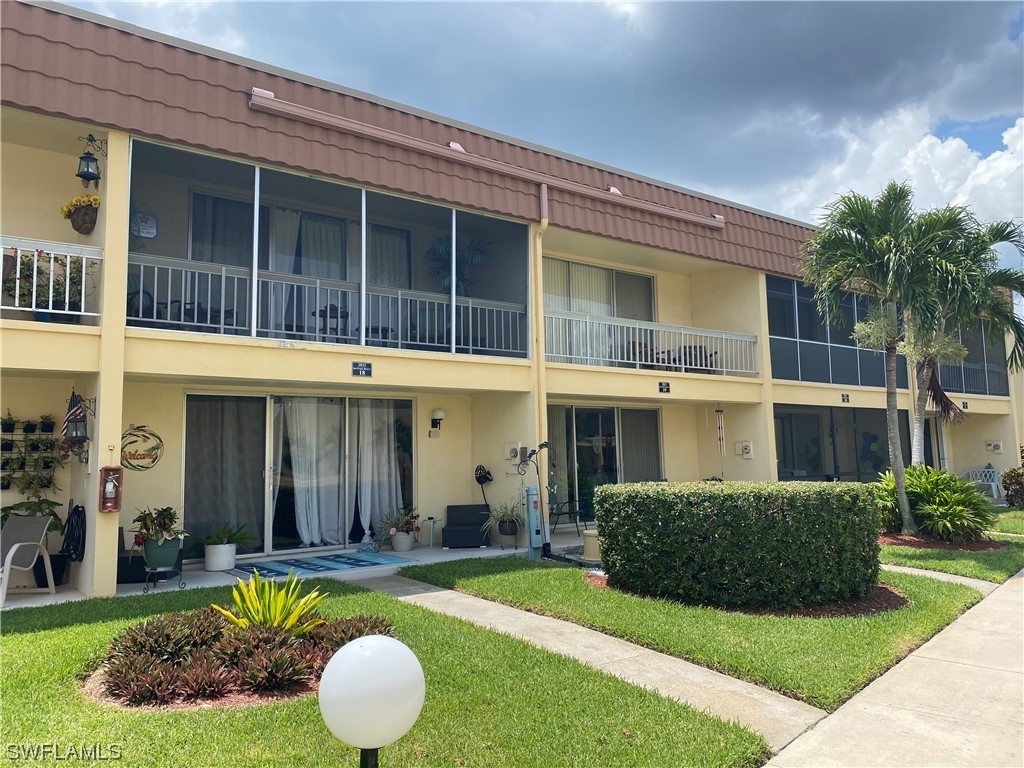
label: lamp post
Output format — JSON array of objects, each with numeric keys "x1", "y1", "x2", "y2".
[{"x1": 319, "y1": 635, "x2": 425, "y2": 767}]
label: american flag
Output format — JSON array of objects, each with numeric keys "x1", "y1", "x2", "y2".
[{"x1": 62, "y1": 391, "x2": 86, "y2": 437}]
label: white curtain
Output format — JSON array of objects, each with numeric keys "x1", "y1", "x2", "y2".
[
  {"x1": 190, "y1": 194, "x2": 254, "y2": 267},
  {"x1": 368, "y1": 226, "x2": 409, "y2": 288},
  {"x1": 347, "y1": 399, "x2": 404, "y2": 544},
  {"x1": 283, "y1": 398, "x2": 322, "y2": 545},
  {"x1": 269, "y1": 208, "x2": 302, "y2": 332},
  {"x1": 300, "y1": 214, "x2": 344, "y2": 279}
]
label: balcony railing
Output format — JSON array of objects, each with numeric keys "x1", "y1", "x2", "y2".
[
  {"x1": 545, "y1": 310, "x2": 758, "y2": 375},
  {"x1": 1, "y1": 237, "x2": 102, "y2": 321},
  {"x1": 937, "y1": 362, "x2": 1009, "y2": 397},
  {"x1": 127, "y1": 254, "x2": 528, "y2": 357}
]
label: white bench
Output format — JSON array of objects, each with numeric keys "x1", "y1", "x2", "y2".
[{"x1": 962, "y1": 468, "x2": 1004, "y2": 499}]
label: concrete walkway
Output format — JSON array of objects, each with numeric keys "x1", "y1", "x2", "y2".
[
  {"x1": 768, "y1": 568, "x2": 1024, "y2": 767},
  {"x1": 880, "y1": 563, "x2": 998, "y2": 595},
  {"x1": 360, "y1": 574, "x2": 826, "y2": 750}
]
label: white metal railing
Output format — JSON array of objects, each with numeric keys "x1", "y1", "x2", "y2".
[
  {"x1": 126, "y1": 255, "x2": 527, "y2": 356},
  {"x1": 256, "y1": 271, "x2": 358, "y2": 342},
  {"x1": 1, "y1": 237, "x2": 102, "y2": 319},
  {"x1": 545, "y1": 310, "x2": 758, "y2": 375},
  {"x1": 127, "y1": 254, "x2": 250, "y2": 333}
]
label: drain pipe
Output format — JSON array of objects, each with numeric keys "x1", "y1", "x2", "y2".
[{"x1": 533, "y1": 184, "x2": 553, "y2": 557}]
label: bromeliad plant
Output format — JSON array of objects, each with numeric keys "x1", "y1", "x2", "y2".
[{"x1": 211, "y1": 569, "x2": 326, "y2": 636}]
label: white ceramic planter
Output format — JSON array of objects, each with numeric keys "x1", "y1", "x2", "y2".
[
  {"x1": 390, "y1": 532, "x2": 415, "y2": 552},
  {"x1": 204, "y1": 543, "x2": 237, "y2": 571}
]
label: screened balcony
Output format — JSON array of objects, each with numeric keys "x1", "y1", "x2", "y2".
[
  {"x1": 125, "y1": 142, "x2": 528, "y2": 357},
  {"x1": 936, "y1": 324, "x2": 1010, "y2": 397}
]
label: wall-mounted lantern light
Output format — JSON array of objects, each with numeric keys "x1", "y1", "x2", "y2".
[
  {"x1": 62, "y1": 389, "x2": 96, "y2": 463},
  {"x1": 76, "y1": 134, "x2": 108, "y2": 189},
  {"x1": 430, "y1": 409, "x2": 446, "y2": 430}
]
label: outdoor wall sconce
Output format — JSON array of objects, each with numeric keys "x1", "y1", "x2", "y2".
[
  {"x1": 62, "y1": 389, "x2": 96, "y2": 463},
  {"x1": 430, "y1": 409, "x2": 446, "y2": 430},
  {"x1": 428, "y1": 409, "x2": 445, "y2": 439},
  {"x1": 75, "y1": 134, "x2": 108, "y2": 189}
]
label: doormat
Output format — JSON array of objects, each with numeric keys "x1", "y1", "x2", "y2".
[{"x1": 228, "y1": 551, "x2": 409, "y2": 579}]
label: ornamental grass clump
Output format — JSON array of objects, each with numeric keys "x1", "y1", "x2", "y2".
[{"x1": 100, "y1": 599, "x2": 394, "y2": 706}]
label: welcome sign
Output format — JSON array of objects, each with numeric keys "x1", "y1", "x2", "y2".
[{"x1": 121, "y1": 424, "x2": 164, "y2": 471}]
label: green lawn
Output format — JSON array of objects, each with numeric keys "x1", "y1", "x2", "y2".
[
  {"x1": 0, "y1": 581, "x2": 768, "y2": 768},
  {"x1": 991, "y1": 509, "x2": 1024, "y2": 535},
  {"x1": 399, "y1": 558, "x2": 980, "y2": 711},
  {"x1": 880, "y1": 533, "x2": 1024, "y2": 583}
]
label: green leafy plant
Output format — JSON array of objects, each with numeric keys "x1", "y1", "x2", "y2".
[
  {"x1": 191, "y1": 524, "x2": 255, "y2": 547},
  {"x1": 481, "y1": 497, "x2": 524, "y2": 538},
  {"x1": 376, "y1": 504, "x2": 418, "y2": 550},
  {"x1": 596, "y1": 481, "x2": 879, "y2": 610},
  {"x1": 916, "y1": 499, "x2": 995, "y2": 544},
  {"x1": 131, "y1": 506, "x2": 184, "y2": 547},
  {"x1": 211, "y1": 569, "x2": 326, "y2": 636},
  {"x1": 1002, "y1": 466, "x2": 1024, "y2": 509},
  {"x1": 422, "y1": 234, "x2": 489, "y2": 295},
  {"x1": 1, "y1": 410, "x2": 15, "y2": 433},
  {"x1": 875, "y1": 465, "x2": 994, "y2": 541}
]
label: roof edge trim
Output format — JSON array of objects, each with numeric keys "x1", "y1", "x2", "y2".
[{"x1": 248, "y1": 89, "x2": 726, "y2": 231}]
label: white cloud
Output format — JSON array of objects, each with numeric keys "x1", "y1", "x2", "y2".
[
  {"x1": 75, "y1": 1, "x2": 248, "y2": 57},
  {"x1": 726, "y1": 112, "x2": 1023, "y2": 263}
]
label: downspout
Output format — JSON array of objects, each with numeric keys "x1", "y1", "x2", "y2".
[{"x1": 533, "y1": 184, "x2": 553, "y2": 556}]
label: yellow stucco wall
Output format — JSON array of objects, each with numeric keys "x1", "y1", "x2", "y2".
[
  {"x1": 0, "y1": 373, "x2": 79, "y2": 588},
  {"x1": 0, "y1": 139, "x2": 106, "y2": 246},
  {"x1": 944, "y1": 413, "x2": 1021, "y2": 475},
  {"x1": 660, "y1": 403, "x2": 700, "y2": 481},
  {"x1": 689, "y1": 265, "x2": 763, "y2": 337}
]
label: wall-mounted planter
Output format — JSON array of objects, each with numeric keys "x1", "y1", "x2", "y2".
[{"x1": 69, "y1": 205, "x2": 97, "y2": 235}]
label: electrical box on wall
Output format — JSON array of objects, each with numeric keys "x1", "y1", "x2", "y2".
[
  {"x1": 504, "y1": 442, "x2": 522, "y2": 462},
  {"x1": 988, "y1": 441, "x2": 1003, "y2": 454},
  {"x1": 734, "y1": 441, "x2": 752, "y2": 459}
]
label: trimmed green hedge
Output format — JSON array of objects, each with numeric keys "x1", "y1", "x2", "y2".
[{"x1": 595, "y1": 481, "x2": 879, "y2": 609}]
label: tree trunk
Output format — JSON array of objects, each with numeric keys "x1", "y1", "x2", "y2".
[
  {"x1": 911, "y1": 360, "x2": 932, "y2": 467},
  {"x1": 886, "y1": 340, "x2": 917, "y2": 534}
]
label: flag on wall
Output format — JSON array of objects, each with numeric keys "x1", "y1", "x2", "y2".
[{"x1": 62, "y1": 390, "x2": 86, "y2": 437}]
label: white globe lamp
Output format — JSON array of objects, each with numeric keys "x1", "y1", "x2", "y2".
[{"x1": 319, "y1": 635, "x2": 426, "y2": 767}]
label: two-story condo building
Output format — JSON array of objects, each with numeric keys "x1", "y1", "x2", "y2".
[{"x1": 2, "y1": 1, "x2": 1020, "y2": 599}]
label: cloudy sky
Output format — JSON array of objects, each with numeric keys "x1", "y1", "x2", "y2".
[{"x1": 67, "y1": 1, "x2": 1023, "y2": 266}]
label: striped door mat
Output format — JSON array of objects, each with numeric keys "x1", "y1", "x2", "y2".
[{"x1": 228, "y1": 551, "x2": 409, "y2": 579}]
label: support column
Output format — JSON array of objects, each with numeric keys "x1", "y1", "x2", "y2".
[{"x1": 79, "y1": 131, "x2": 129, "y2": 598}]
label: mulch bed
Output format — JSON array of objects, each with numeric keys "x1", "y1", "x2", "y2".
[
  {"x1": 584, "y1": 572, "x2": 908, "y2": 618},
  {"x1": 879, "y1": 533, "x2": 1007, "y2": 552}
]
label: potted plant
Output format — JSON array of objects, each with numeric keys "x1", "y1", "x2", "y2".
[
  {"x1": 481, "y1": 497, "x2": 525, "y2": 546},
  {"x1": 0, "y1": 475, "x2": 10, "y2": 491},
  {"x1": 61, "y1": 194, "x2": 101, "y2": 235},
  {"x1": 130, "y1": 506, "x2": 186, "y2": 571},
  {"x1": 378, "y1": 505, "x2": 418, "y2": 552},
  {"x1": 22, "y1": 419, "x2": 37, "y2": 435},
  {"x1": 1, "y1": 410, "x2": 15, "y2": 434},
  {"x1": 39, "y1": 414, "x2": 56, "y2": 434},
  {"x1": 191, "y1": 523, "x2": 254, "y2": 571},
  {"x1": 422, "y1": 234, "x2": 490, "y2": 295}
]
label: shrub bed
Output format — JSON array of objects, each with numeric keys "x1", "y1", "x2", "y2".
[
  {"x1": 595, "y1": 481, "x2": 879, "y2": 609},
  {"x1": 102, "y1": 607, "x2": 393, "y2": 705},
  {"x1": 1002, "y1": 466, "x2": 1024, "y2": 509},
  {"x1": 875, "y1": 465, "x2": 996, "y2": 542}
]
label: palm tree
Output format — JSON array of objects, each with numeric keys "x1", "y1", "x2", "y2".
[
  {"x1": 907, "y1": 218, "x2": 1024, "y2": 466},
  {"x1": 802, "y1": 182, "x2": 971, "y2": 535}
]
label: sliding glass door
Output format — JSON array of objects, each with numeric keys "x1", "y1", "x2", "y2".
[
  {"x1": 184, "y1": 395, "x2": 267, "y2": 553},
  {"x1": 547, "y1": 404, "x2": 662, "y2": 515},
  {"x1": 185, "y1": 394, "x2": 413, "y2": 558}
]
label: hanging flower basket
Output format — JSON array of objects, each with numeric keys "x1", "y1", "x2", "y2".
[
  {"x1": 69, "y1": 205, "x2": 97, "y2": 234},
  {"x1": 61, "y1": 194, "x2": 101, "y2": 235}
]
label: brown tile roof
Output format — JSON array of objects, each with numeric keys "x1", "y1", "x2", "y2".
[{"x1": 1, "y1": 0, "x2": 812, "y2": 277}]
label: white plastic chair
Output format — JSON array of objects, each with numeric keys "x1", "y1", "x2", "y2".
[{"x1": 0, "y1": 514, "x2": 55, "y2": 608}]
